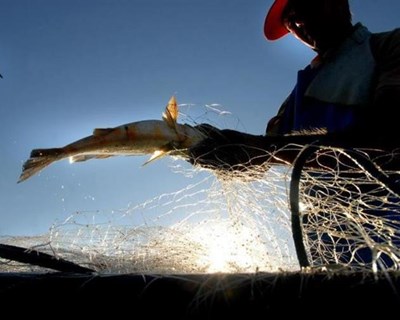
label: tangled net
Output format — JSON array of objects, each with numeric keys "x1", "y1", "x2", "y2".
[
  {"x1": 1, "y1": 104, "x2": 400, "y2": 275},
  {"x1": 0, "y1": 163, "x2": 297, "y2": 274},
  {"x1": 2, "y1": 144, "x2": 400, "y2": 275},
  {"x1": 0, "y1": 105, "x2": 298, "y2": 274},
  {"x1": 290, "y1": 145, "x2": 400, "y2": 272}
]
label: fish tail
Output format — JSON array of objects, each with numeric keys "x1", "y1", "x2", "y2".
[{"x1": 18, "y1": 148, "x2": 63, "y2": 183}]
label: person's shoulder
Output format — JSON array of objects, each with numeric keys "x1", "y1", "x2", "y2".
[
  {"x1": 370, "y1": 27, "x2": 400, "y2": 60},
  {"x1": 370, "y1": 27, "x2": 400, "y2": 45}
]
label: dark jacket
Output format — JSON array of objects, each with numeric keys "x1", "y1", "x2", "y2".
[{"x1": 267, "y1": 23, "x2": 400, "y2": 137}]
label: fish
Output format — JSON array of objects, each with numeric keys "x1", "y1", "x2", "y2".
[{"x1": 18, "y1": 96, "x2": 206, "y2": 183}]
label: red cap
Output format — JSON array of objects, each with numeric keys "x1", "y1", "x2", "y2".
[{"x1": 264, "y1": 0, "x2": 289, "y2": 40}]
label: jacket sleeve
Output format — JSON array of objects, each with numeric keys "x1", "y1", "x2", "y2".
[{"x1": 370, "y1": 28, "x2": 400, "y2": 135}]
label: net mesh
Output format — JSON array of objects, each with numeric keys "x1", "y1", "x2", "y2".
[
  {"x1": 1, "y1": 104, "x2": 400, "y2": 276},
  {"x1": 293, "y1": 145, "x2": 400, "y2": 272},
  {"x1": 0, "y1": 164, "x2": 298, "y2": 273}
]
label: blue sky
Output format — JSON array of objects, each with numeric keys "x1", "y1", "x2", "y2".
[{"x1": 1, "y1": 0, "x2": 399, "y2": 236}]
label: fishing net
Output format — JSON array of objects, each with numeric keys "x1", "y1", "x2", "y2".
[
  {"x1": 0, "y1": 164, "x2": 297, "y2": 274},
  {"x1": 0, "y1": 104, "x2": 297, "y2": 274},
  {"x1": 1, "y1": 104, "x2": 400, "y2": 276},
  {"x1": 290, "y1": 145, "x2": 400, "y2": 272}
]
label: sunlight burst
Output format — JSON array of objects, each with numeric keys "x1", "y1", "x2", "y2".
[{"x1": 190, "y1": 221, "x2": 263, "y2": 273}]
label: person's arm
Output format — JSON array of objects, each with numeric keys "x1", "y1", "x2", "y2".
[
  {"x1": 188, "y1": 125, "x2": 326, "y2": 172},
  {"x1": 188, "y1": 120, "x2": 400, "y2": 174},
  {"x1": 188, "y1": 127, "x2": 275, "y2": 171}
]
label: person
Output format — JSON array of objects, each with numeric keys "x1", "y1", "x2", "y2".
[{"x1": 188, "y1": 0, "x2": 400, "y2": 269}]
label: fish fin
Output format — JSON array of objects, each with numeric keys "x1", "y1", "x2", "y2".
[
  {"x1": 70, "y1": 154, "x2": 113, "y2": 163},
  {"x1": 93, "y1": 128, "x2": 114, "y2": 136},
  {"x1": 18, "y1": 148, "x2": 62, "y2": 183},
  {"x1": 142, "y1": 150, "x2": 168, "y2": 166},
  {"x1": 162, "y1": 95, "x2": 178, "y2": 130}
]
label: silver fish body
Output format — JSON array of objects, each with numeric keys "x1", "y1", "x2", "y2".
[
  {"x1": 63, "y1": 119, "x2": 204, "y2": 160},
  {"x1": 18, "y1": 96, "x2": 206, "y2": 182}
]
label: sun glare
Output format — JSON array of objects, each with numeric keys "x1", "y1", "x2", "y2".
[{"x1": 190, "y1": 221, "x2": 263, "y2": 273}]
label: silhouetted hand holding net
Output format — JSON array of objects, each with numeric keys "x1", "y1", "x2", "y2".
[{"x1": 189, "y1": 124, "x2": 275, "y2": 173}]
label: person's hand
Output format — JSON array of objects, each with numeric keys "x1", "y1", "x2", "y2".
[
  {"x1": 189, "y1": 124, "x2": 272, "y2": 172},
  {"x1": 189, "y1": 124, "x2": 237, "y2": 170}
]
